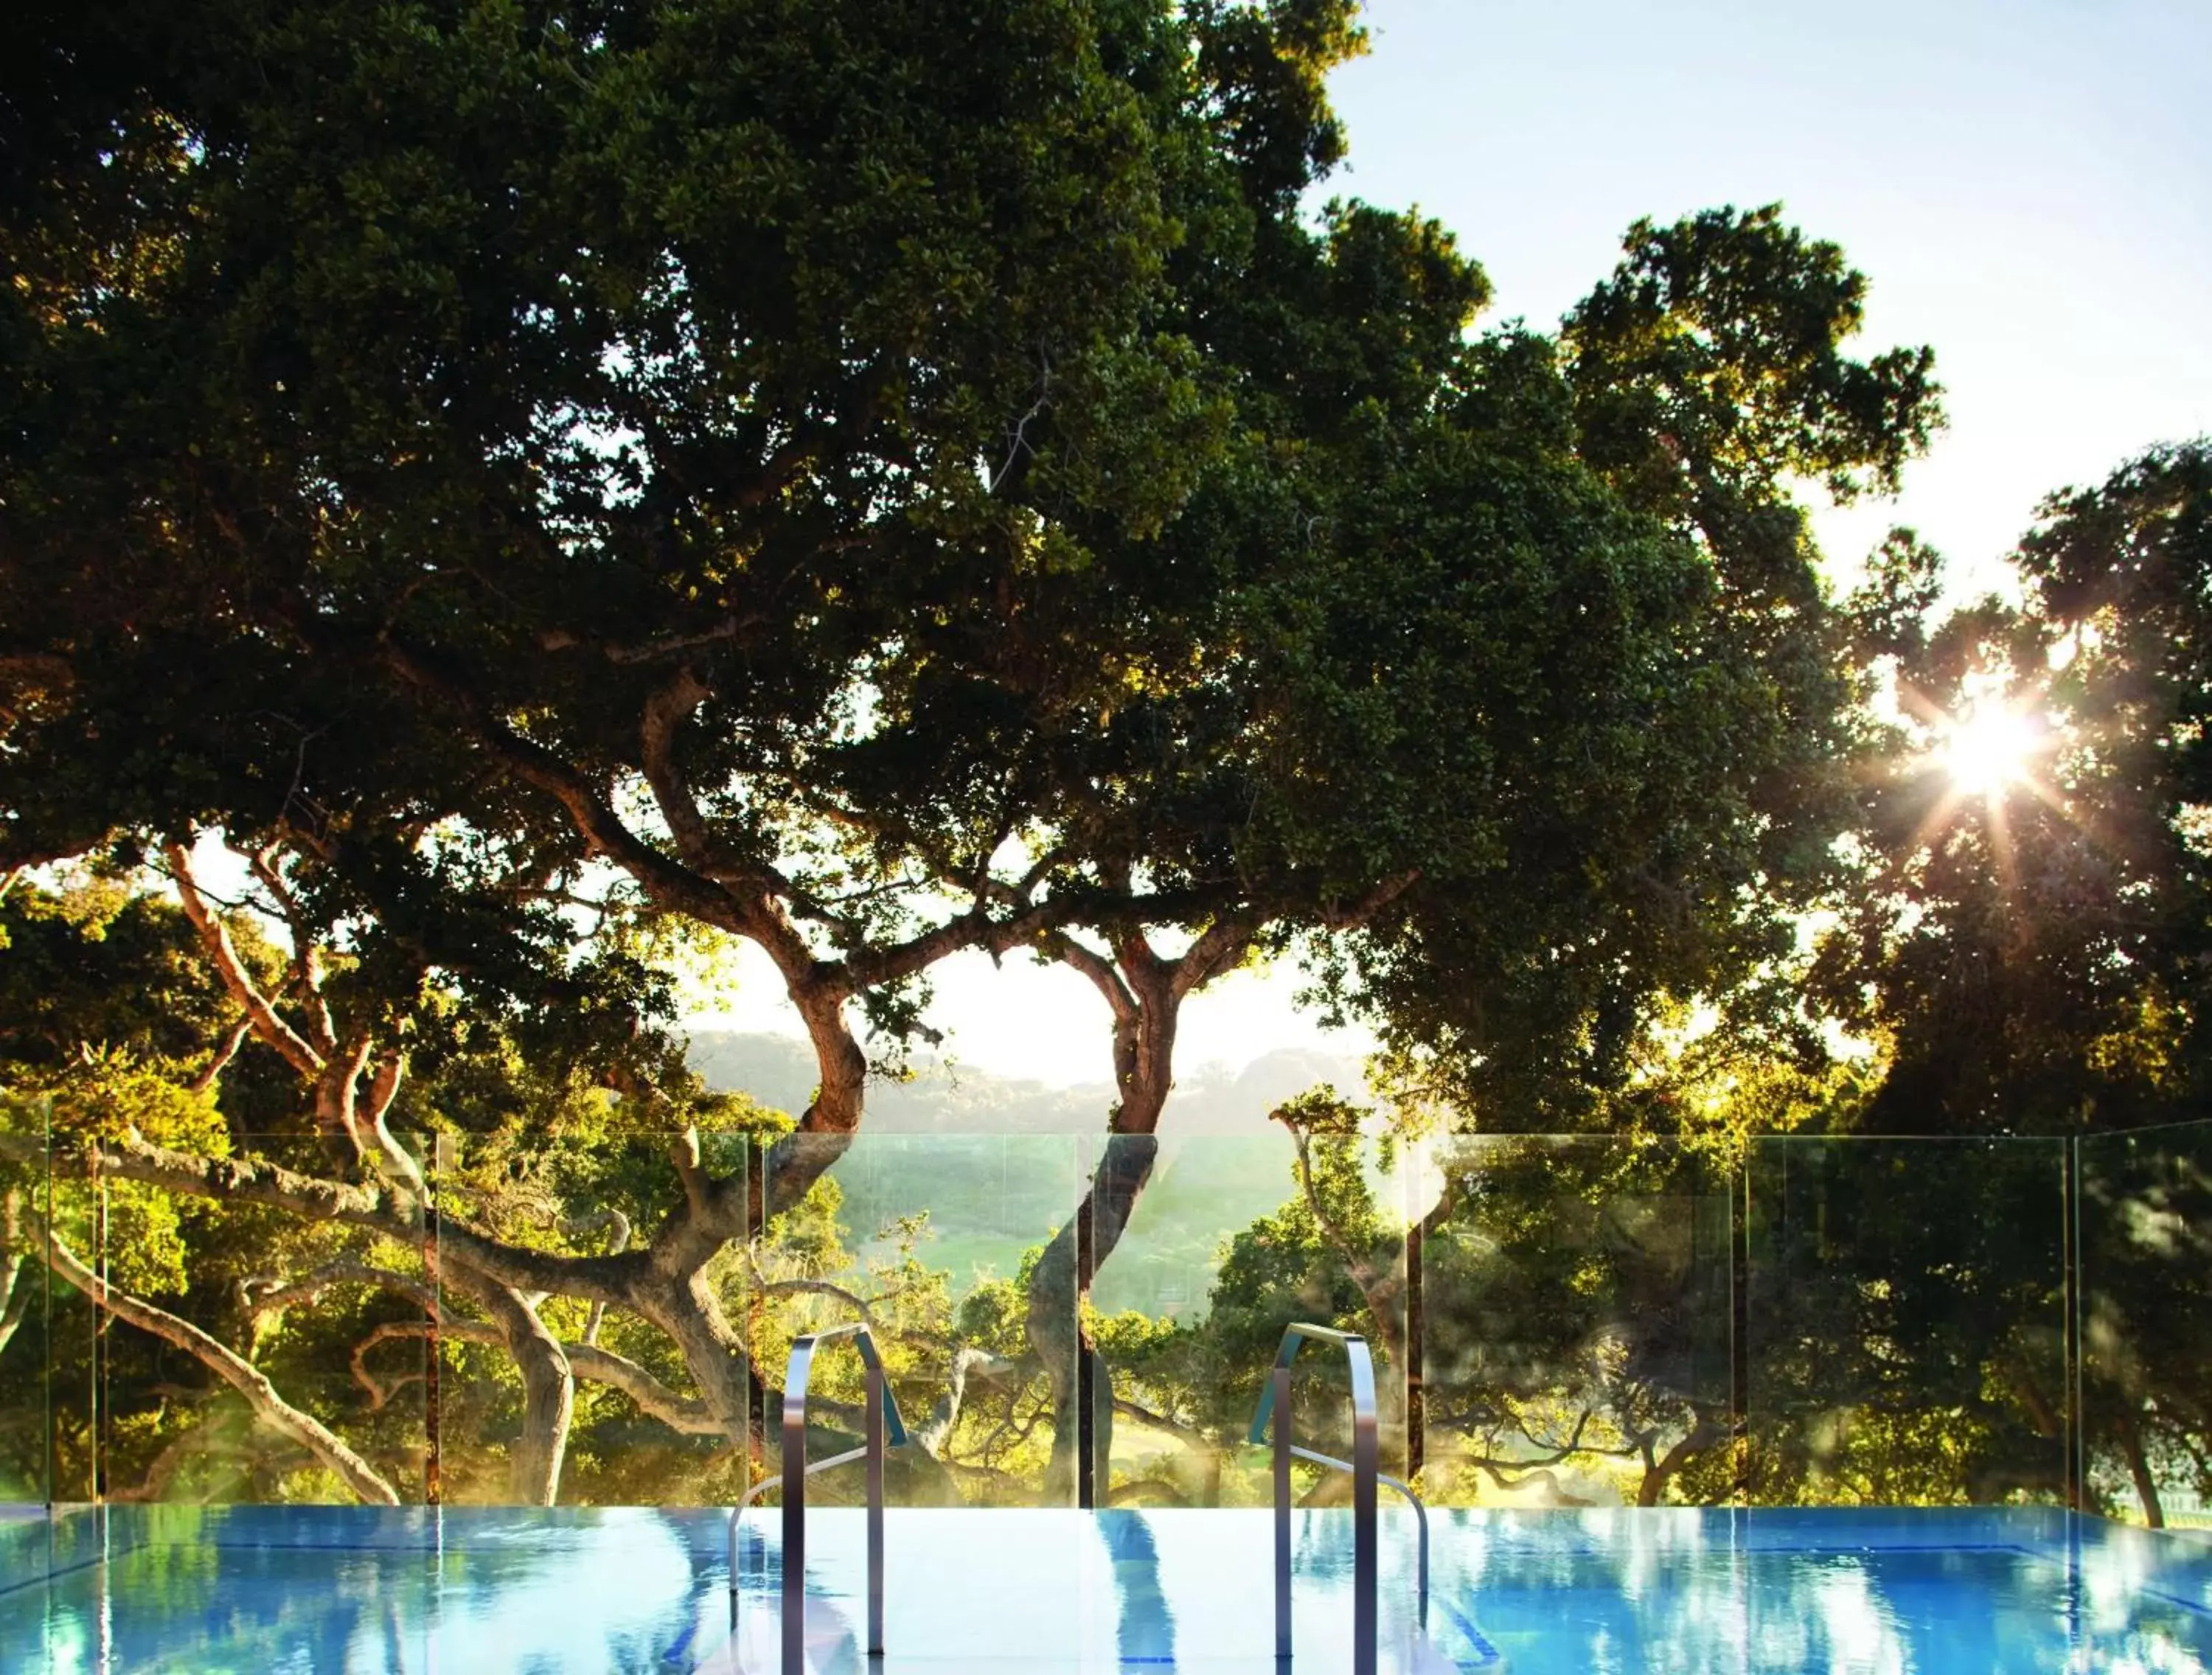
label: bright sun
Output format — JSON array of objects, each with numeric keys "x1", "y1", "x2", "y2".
[{"x1": 1938, "y1": 701, "x2": 2042, "y2": 798}]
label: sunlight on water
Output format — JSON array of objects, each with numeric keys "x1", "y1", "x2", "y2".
[
  {"x1": 2, "y1": 1506, "x2": 2209, "y2": 1672},
  {"x1": 1809, "y1": 1559, "x2": 1905, "y2": 1674}
]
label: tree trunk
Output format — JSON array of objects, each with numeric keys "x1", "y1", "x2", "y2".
[
  {"x1": 469, "y1": 1275, "x2": 575, "y2": 1506},
  {"x1": 633, "y1": 1265, "x2": 758, "y2": 1457},
  {"x1": 1635, "y1": 1415, "x2": 1720, "y2": 1507},
  {"x1": 1031, "y1": 960, "x2": 1186, "y2": 1495},
  {"x1": 1025, "y1": 924, "x2": 1244, "y2": 1505},
  {"x1": 0, "y1": 1253, "x2": 30, "y2": 1359},
  {"x1": 1032, "y1": 1122, "x2": 1169, "y2": 1502},
  {"x1": 0, "y1": 1194, "x2": 29, "y2": 1357},
  {"x1": 2117, "y1": 1409, "x2": 2166, "y2": 1528}
]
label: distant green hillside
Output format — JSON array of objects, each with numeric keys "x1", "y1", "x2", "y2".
[
  {"x1": 684, "y1": 1031, "x2": 1363, "y2": 1303},
  {"x1": 684, "y1": 1029, "x2": 1362, "y2": 1136}
]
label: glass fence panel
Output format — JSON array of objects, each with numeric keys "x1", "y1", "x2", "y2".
[
  {"x1": 86, "y1": 1131, "x2": 432, "y2": 1509},
  {"x1": 435, "y1": 1126, "x2": 747, "y2": 1508},
  {"x1": 41, "y1": 1121, "x2": 98, "y2": 1517},
  {"x1": 14, "y1": 1095, "x2": 103, "y2": 1660},
  {"x1": 0, "y1": 1101, "x2": 49, "y2": 1514},
  {"x1": 1419, "y1": 1135, "x2": 1736, "y2": 1509},
  {"x1": 1746, "y1": 1137, "x2": 2069, "y2": 1508},
  {"x1": 2079, "y1": 1118, "x2": 2212, "y2": 1531},
  {"x1": 0, "y1": 1098, "x2": 54, "y2": 1670},
  {"x1": 755, "y1": 1131, "x2": 1079, "y2": 1508},
  {"x1": 1084, "y1": 1129, "x2": 1415, "y2": 1508},
  {"x1": 0, "y1": 1125, "x2": 439, "y2": 1675}
]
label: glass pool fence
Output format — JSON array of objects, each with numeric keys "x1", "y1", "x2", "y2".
[{"x1": 1, "y1": 1105, "x2": 2208, "y2": 1664}]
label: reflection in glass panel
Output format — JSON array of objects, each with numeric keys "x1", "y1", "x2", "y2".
[
  {"x1": 10, "y1": 1090, "x2": 105, "y2": 1615},
  {"x1": 42, "y1": 1118, "x2": 100, "y2": 1514},
  {"x1": 1419, "y1": 1137, "x2": 1735, "y2": 1510},
  {"x1": 753, "y1": 1132, "x2": 1077, "y2": 1508},
  {"x1": 0, "y1": 1113, "x2": 49, "y2": 1675},
  {"x1": 88, "y1": 1132, "x2": 430, "y2": 1508},
  {"x1": 0, "y1": 1100, "x2": 49, "y2": 1511},
  {"x1": 1746, "y1": 1137, "x2": 2067, "y2": 1507},
  {"x1": 1087, "y1": 1130, "x2": 1415, "y2": 1508},
  {"x1": 436, "y1": 1126, "x2": 750, "y2": 1508},
  {"x1": 2079, "y1": 1119, "x2": 2212, "y2": 1531}
]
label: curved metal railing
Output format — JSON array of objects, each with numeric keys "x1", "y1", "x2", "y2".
[
  {"x1": 1248, "y1": 1323, "x2": 1429, "y2": 1675},
  {"x1": 727, "y1": 1322, "x2": 908, "y2": 1672}
]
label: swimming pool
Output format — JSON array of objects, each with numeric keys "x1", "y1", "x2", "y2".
[{"x1": 4, "y1": 1505, "x2": 2209, "y2": 1672}]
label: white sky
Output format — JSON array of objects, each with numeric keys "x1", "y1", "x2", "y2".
[{"x1": 697, "y1": 0, "x2": 2212, "y2": 1088}]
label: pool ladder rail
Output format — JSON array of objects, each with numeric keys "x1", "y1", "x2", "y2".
[
  {"x1": 728, "y1": 1318, "x2": 1427, "y2": 1675},
  {"x1": 726, "y1": 1321, "x2": 907, "y2": 1674},
  {"x1": 1249, "y1": 1322, "x2": 1431, "y2": 1675}
]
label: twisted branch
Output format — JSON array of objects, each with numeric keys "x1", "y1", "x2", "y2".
[{"x1": 36, "y1": 1215, "x2": 400, "y2": 1505}]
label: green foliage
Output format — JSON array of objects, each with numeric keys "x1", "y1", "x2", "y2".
[
  {"x1": 1410, "y1": 1135, "x2": 1734, "y2": 1506},
  {"x1": 9, "y1": 0, "x2": 2205, "y2": 1533},
  {"x1": 2078, "y1": 1128, "x2": 2212, "y2": 1524},
  {"x1": 1566, "y1": 203, "x2": 1943, "y2": 512},
  {"x1": 0, "y1": 877, "x2": 239, "y2": 1076},
  {"x1": 1745, "y1": 1141, "x2": 2067, "y2": 1507},
  {"x1": 0, "y1": 6, "x2": 1944, "y2": 1172},
  {"x1": 1275, "y1": 207, "x2": 1940, "y2": 1123},
  {"x1": 953, "y1": 1261, "x2": 1036, "y2": 1362},
  {"x1": 1816, "y1": 442, "x2": 2212, "y2": 1135}
]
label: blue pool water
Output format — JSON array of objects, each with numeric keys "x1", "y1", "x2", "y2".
[{"x1": 3, "y1": 1505, "x2": 2209, "y2": 1672}]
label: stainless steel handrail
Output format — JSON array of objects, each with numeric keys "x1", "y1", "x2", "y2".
[
  {"x1": 726, "y1": 1322, "x2": 908, "y2": 1672},
  {"x1": 1248, "y1": 1323, "x2": 1428, "y2": 1674}
]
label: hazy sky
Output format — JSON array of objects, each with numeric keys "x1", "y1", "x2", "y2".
[{"x1": 703, "y1": 0, "x2": 2212, "y2": 1089}]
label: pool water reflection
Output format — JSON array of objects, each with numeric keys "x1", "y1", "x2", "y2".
[{"x1": 2, "y1": 1506, "x2": 2208, "y2": 1672}]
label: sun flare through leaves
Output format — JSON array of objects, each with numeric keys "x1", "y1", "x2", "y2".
[{"x1": 1938, "y1": 697, "x2": 2045, "y2": 800}]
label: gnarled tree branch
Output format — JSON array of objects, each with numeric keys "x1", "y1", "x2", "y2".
[
  {"x1": 36, "y1": 1216, "x2": 400, "y2": 1505},
  {"x1": 358, "y1": 1320, "x2": 723, "y2": 1436},
  {"x1": 167, "y1": 842, "x2": 323, "y2": 1078}
]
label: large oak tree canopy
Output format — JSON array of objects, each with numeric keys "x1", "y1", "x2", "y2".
[
  {"x1": 1, "y1": 1, "x2": 1936, "y2": 1117},
  {"x1": 2, "y1": 0, "x2": 1958, "y2": 1505}
]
